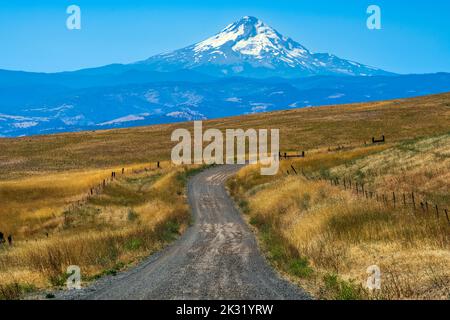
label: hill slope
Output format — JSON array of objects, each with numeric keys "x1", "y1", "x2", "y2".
[
  {"x1": 1, "y1": 73, "x2": 449, "y2": 137},
  {"x1": 1, "y1": 92, "x2": 449, "y2": 179}
]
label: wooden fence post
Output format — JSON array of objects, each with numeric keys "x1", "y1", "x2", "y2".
[
  {"x1": 403, "y1": 194, "x2": 406, "y2": 207},
  {"x1": 435, "y1": 205, "x2": 439, "y2": 219},
  {"x1": 445, "y1": 209, "x2": 449, "y2": 224},
  {"x1": 393, "y1": 192, "x2": 396, "y2": 208},
  {"x1": 290, "y1": 165, "x2": 297, "y2": 175},
  {"x1": 412, "y1": 192, "x2": 416, "y2": 210}
]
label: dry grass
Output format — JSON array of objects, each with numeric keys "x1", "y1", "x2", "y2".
[
  {"x1": 228, "y1": 138, "x2": 450, "y2": 300},
  {"x1": 0, "y1": 162, "x2": 167, "y2": 237},
  {"x1": 0, "y1": 163, "x2": 200, "y2": 299},
  {"x1": 1, "y1": 92, "x2": 449, "y2": 180},
  {"x1": 329, "y1": 134, "x2": 450, "y2": 206},
  {"x1": 0, "y1": 92, "x2": 449, "y2": 299}
]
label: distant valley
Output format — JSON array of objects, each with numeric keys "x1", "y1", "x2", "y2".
[{"x1": 1, "y1": 16, "x2": 449, "y2": 137}]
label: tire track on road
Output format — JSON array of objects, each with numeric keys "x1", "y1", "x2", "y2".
[{"x1": 61, "y1": 165, "x2": 310, "y2": 300}]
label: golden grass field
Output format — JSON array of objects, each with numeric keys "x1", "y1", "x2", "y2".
[
  {"x1": 0, "y1": 162, "x2": 202, "y2": 299},
  {"x1": 0, "y1": 92, "x2": 449, "y2": 299},
  {"x1": 1, "y1": 92, "x2": 449, "y2": 180},
  {"x1": 228, "y1": 137, "x2": 450, "y2": 300}
]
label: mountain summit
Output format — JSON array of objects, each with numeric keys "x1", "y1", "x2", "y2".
[{"x1": 139, "y1": 16, "x2": 391, "y2": 78}]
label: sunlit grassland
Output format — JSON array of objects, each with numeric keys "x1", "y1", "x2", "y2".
[
  {"x1": 228, "y1": 135, "x2": 450, "y2": 300},
  {"x1": 0, "y1": 163, "x2": 200, "y2": 299},
  {"x1": 0, "y1": 92, "x2": 449, "y2": 299},
  {"x1": 1, "y1": 92, "x2": 449, "y2": 180},
  {"x1": 0, "y1": 162, "x2": 167, "y2": 237},
  {"x1": 328, "y1": 133, "x2": 450, "y2": 206}
]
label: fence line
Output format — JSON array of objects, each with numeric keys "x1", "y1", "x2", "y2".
[
  {"x1": 287, "y1": 163, "x2": 449, "y2": 225},
  {"x1": 0, "y1": 162, "x2": 164, "y2": 245},
  {"x1": 61, "y1": 162, "x2": 163, "y2": 225}
]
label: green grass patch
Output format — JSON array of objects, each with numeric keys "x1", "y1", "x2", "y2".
[
  {"x1": 288, "y1": 257, "x2": 314, "y2": 278},
  {"x1": 125, "y1": 238, "x2": 143, "y2": 251},
  {"x1": 92, "y1": 262, "x2": 126, "y2": 280},
  {"x1": 127, "y1": 209, "x2": 139, "y2": 222},
  {"x1": 323, "y1": 273, "x2": 363, "y2": 300},
  {"x1": 257, "y1": 221, "x2": 314, "y2": 279},
  {"x1": 159, "y1": 221, "x2": 181, "y2": 242}
]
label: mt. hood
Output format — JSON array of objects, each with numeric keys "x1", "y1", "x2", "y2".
[
  {"x1": 139, "y1": 16, "x2": 392, "y2": 78},
  {"x1": 3, "y1": 16, "x2": 449, "y2": 138}
]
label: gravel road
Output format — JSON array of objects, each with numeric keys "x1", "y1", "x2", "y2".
[{"x1": 59, "y1": 165, "x2": 310, "y2": 300}]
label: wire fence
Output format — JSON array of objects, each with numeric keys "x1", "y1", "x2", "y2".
[
  {"x1": 287, "y1": 163, "x2": 450, "y2": 225},
  {"x1": 0, "y1": 162, "x2": 164, "y2": 246}
]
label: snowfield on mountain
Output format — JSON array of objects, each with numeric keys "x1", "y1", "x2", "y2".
[{"x1": 140, "y1": 16, "x2": 392, "y2": 78}]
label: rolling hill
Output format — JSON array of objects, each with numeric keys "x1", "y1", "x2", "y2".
[
  {"x1": 0, "y1": 92, "x2": 449, "y2": 300},
  {"x1": 1, "y1": 92, "x2": 449, "y2": 179}
]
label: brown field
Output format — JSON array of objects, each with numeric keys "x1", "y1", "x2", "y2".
[
  {"x1": 0, "y1": 163, "x2": 202, "y2": 299},
  {"x1": 227, "y1": 135, "x2": 450, "y2": 299},
  {"x1": 0, "y1": 92, "x2": 449, "y2": 299},
  {"x1": 1, "y1": 92, "x2": 449, "y2": 180}
]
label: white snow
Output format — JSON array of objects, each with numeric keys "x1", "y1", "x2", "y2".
[
  {"x1": 0, "y1": 113, "x2": 49, "y2": 122},
  {"x1": 166, "y1": 108, "x2": 206, "y2": 121},
  {"x1": 144, "y1": 90, "x2": 160, "y2": 104},
  {"x1": 61, "y1": 115, "x2": 84, "y2": 125},
  {"x1": 176, "y1": 91, "x2": 204, "y2": 106},
  {"x1": 97, "y1": 114, "x2": 147, "y2": 126},
  {"x1": 328, "y1": 93, "x2": 345, "y2": 99},
  {"x1": 226, "y1": 97, "x2": 242, "y2": 103},
  {"x1": 233, "y1": 32, "x2": 277, "y2": 57},
  {"x1": 142, "y1": 16, "x2": 386, "y2": 77},
  {"x1": 0, "y1": 113, "x2": 32, "y2": 121},
  {"x1": 251, "y1": 105, "x2": 267, "y2": 113},
  {"x1": 269, "y1": 91, "x2": 284, "y2": 96},
  {"x1": 12, "y1": 121, "x2": 39, "y2": 129},
  {"x1": 194, "y1": 24, "x2": 245, "y2": 52}
]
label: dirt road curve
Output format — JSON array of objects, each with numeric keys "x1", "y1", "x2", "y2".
[{"x1": 61, "y1": 165, "x2": 310, "y2": 300}]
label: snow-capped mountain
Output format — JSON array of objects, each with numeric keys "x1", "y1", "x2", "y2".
[
  {"x1": 2, "y1": 15, "x2": 450, "y2": 137},
  {"x1": 139, "y1": 16, "x2": 392, "y2": 78}
]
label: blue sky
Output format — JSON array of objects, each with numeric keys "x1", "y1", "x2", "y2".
[{"x1": 0, "y1": 0, "x2": 449, "y2": 74}]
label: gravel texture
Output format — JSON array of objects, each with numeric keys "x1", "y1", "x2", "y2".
[{"x1": 56, "y1": 165, "x2": 310, "y2": 300}]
